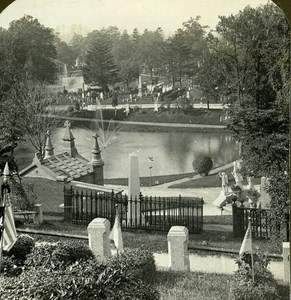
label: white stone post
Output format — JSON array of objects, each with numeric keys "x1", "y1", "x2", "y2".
[
  {"x1": 167, "y1": 226, "x2": 190, "y2": 271},
  {"x1": 34, "y1": 204, "x2": 43, "y2": 225},
  {"x1": 87, "y1": 218, "x2": 111, "y2": 260},
  {"x1": 283, "y1": 242, "x2": 290, "y2": 284},
  {"x1": 127, "y1": 154, "x2": 142, "y2": 226},
  {"x1": 138, "y1": 75, "x2": 142, "y2": 97}
]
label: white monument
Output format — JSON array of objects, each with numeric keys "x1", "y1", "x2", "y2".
[
  {"x1": 128, "y1": 154, "x2": 142, "y2": 225},
  {"x1": 232, "y1": 161, "x2": 243, "y2": 189},
  {"x1": 138, "y1": 75, "x2": 142, "y2": 97},
  {"x1": 259, "y1": 177, "x2": 271, "y2": 209}
]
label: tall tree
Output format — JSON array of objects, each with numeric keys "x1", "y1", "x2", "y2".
[
  {"x1": 136, "y1": 29, "x2": 165, "y2": 80},
  {"x1": 223, "y1": 4, "x2": 290, "y2": 243},
  {"x1": 8, "y1": 15, "x2": 57, "y2": 83},
  {"x1": 114, "y1": 30, "x2": 139, "y2": 89},
  {"x1": 54, "y1": 35, "x2": 76, "y2": 71},
  {"x1": 208, "y1": 4, "x2": 290, "y2": 109},
  {"x1": 83, "y1": 31, "x2": 118, "y2": 91}
]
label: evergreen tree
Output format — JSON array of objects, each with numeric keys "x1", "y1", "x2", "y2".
[{"x1": 83, "y1": 31, "x2": 118, "y2": 91}]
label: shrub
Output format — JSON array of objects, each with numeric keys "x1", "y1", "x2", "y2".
[
  {"x1": 1, "y1": 254, "x2": 159, "y2": 300},
  {"x1": 25, "y1": 240, "x2": 94, "y2": 270},
  {"x1": 6, "y1": 234, "x2": 35, "y2": 261},
  {"x1": 192, "y1": 155, "x2": 213, "y2": 176},
  {"x1": 107, "y1": 248, "x2": 157, "y2": 284},
  {"x1": 0, "y1": 256, "x2": 23, "y2": 277},
  {"x1": 229, "y1": 253, "x2": 281, "y2": 300}
]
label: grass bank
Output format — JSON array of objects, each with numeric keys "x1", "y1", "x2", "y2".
[
  {"x1": 71, "y1": 106, "x2": 224, "y2": 123},
  {"x1": 155, "y1": 271, "x2": 289, "y2": 300},
  {"x1": 19, "y1": 220, "x2": 283, "y2": 255},
  {"x1": 169, "y1": 170, "x2": 261, "y2": 189}
]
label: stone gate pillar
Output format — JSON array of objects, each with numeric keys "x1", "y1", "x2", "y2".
[{"x1": 167, "y1": 226, "x2": 190, "y2": 271}]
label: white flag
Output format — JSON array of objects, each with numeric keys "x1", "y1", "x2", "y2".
[
  {"x1": 110, "y1": 213, "x2": 124, "y2": 253},
  {"x1": 239, "y1": 222, "x2": 252, "y2": 256}
]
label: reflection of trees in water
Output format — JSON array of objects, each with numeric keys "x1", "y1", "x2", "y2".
[
  {"x1": 211, "y1": 135, "x2": 239, "y2": 166},
  {"x1": 162, "y1": 132, "x2": 193, "y2": 171},
  {"x1": 163, "y1": 132, "x2": 238, "y2": 171}
]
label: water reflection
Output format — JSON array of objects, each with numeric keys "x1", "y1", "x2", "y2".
[{"x1": 52, "y1": 128, "x2": 239, "y2": 178}]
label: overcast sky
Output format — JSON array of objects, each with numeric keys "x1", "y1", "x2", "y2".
[{"x1": 0, "y1": 0, "x2": 270, "y2": 35}]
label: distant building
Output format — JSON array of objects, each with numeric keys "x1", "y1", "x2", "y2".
[{"x1": 20, "y1": 121, "x2": 104, "y2": 185}]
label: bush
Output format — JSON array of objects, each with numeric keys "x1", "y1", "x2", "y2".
[
  {"x1": 192, "y1": 155, "x2": 213, "y2": 176},
  {"x1": 107, "y1": 248, "x2": 157, "y2": 284},
  {"x1": 25, "y1": 240, "x2": 94, "y2": 270},
  {"x1": 6, "y1": 234, "x2": 35, "y2": 261},
  {"x1": 1, "y1": 250, "x2": 159, "y2": 300},
  {"x1": 229, "y1": 253, "x2": 281, "y2": 300},
  {"x1": 0, "y1": 256, "x2": 23, "y2": 277}
]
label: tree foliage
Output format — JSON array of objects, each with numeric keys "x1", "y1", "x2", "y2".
[
  {"x1": 7, "y1": 15, "x2": 57, "y2": 83},
  {"x1": 83, "y1": 31, "x2": 118, "y2": 91}
]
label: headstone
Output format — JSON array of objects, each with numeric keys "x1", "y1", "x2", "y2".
[
  {"x1": 138, "y1": 75, "x2": 142, "y2": 97},
  {"x1": 87, "y1": 218, "x2": 111, "y2": 260},
  {"x1": 247, "y1": 176, "x2": 255, "y2": 191},
  {"x1": 127, "y1": 154, "x2": 142, "y2": 226},
  {"x1": 259, "y1": 177, "x2": 271, "y2": 209},
  {"x1": 232, "y1": 161, "x2": 243, "y2": 189},
  {"x1": 167, "y1": 226, "x2": 190, "y2": 271},
  {"x1": 219, "y1": 172, "x2": 229, "y2": 194},
  {"x1": 34, "y1": 204, "x2": 43, "y2": 225},
  {"x1": 154, "y1": 102, "x2": 159, "y2": 112},
  {"x1": 283, "y1": 242, "x2": 290, "y2": 284},
  {"x1": 125, "y1": 103, "x2": 130, "y2": 116}
]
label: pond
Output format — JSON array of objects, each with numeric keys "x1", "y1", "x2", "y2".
[{"x1": 52, "y1": 128, "x2": 239, "y2": 179}]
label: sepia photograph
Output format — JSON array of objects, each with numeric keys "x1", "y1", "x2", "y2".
[{"x1": 0, "y1": 0, "x2": 290, "y2": 299}]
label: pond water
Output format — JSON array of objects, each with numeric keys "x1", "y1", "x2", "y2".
[{"x1": 52, "y1": 127, "x2": 239, "y2": 179}]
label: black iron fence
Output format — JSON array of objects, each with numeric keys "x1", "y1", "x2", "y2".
[
  {"x1": 233, "y1": 204, "x2": 289, "y2": 242},
  {"x1": 64, "y1": 186, "x2": 204, "y2": 233}
]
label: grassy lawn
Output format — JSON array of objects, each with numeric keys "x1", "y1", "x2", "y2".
[
  {"x1": 156, "y1": 271, "x2": 232, "y2": 300},
  {"x1": 155, "y1": 271, "x2": 289, "y2": 300},
  {"x1": 20, "y1": 219, "x2": 283, "y2": 255},
  {"x1": 20, "y1": 177, "x2": 64, "y2": 214},
  {"x1": 169, "y1": 171, "x2": 261, "y2": 189},
  {"x1": 72, "y1": 107, "x2": 224, "y2": 126}
]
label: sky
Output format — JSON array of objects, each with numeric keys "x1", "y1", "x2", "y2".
[{"x1": 0, "y1": 0, "x2": 270, "y2": 38}]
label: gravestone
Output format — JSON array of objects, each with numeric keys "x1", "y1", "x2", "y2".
[
  {"x1": 246, "y1": 176, "x2": 255, "y2": 191},
  {"x1": 232, "y1": 161, "x2": 243, "y2": 189},
  {"x1": 138, "y1": 75, "x2": 142, "y2": 97},
  {"x1": 219, "y1": 172, "x2": 229, "y2": 195},
  {"x1": 125, "y1": 103, "x2": 130, "y2": 116},
  {"x1": 167, "y1": 226, "x2": 190, "y2": 271},
  {"x1": 87, "y1": 218, "x2": 111, "y2": 260},
  {"x1": 259, "y1": 177, "x2": 271, "y2": 209}
]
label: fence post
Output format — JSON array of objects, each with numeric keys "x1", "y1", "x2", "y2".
[
  {"x1": 283, "y1": 242, "x2": 290, "y2": 284},
  {"x1": 87, "y1": 218, "x2": 111, "y2": 260},
  {"x1": 64, "y1": 184, "x2": 73, "y2": 222},
  {"x1": 167, "y1": 226, "x2": 190, "y2": 271},
  {"x1": 34, "y1": 204, "x2": 43, "y2": 225}
]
